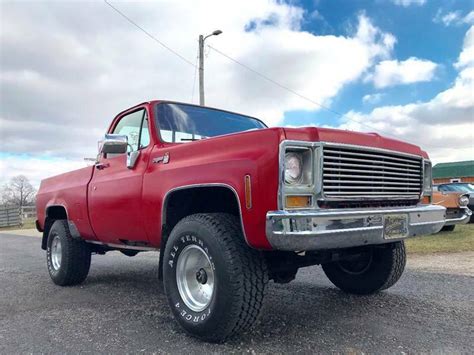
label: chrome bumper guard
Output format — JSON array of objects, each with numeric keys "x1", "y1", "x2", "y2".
[
  {"x1": 266, "y1": 205, "x2": 446, "y2": 251},
  {"x1": 444, "y1": 207, "x2": 472, "y2": 226}
]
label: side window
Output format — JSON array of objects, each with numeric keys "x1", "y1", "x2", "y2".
[
  {"x1": 112, "y1": 109, "x2": 150, "y2": 152},
  {"x1": 140, "y1": 114, "x2": 150, "y2": 148}
]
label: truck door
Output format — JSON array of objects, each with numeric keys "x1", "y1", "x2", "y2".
[{"x1": 88, "y1": 108, "x2": 151, "y2": 245}]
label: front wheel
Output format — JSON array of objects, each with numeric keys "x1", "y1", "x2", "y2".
[
  {"x1": 322, "y1": 242, "x2": 406, "y2": 295},
  {"x1": 47, "y1": 220, "x2": 91, "y2": 286},
  {"x1": 163, "y1": 213, "x2": 268, "y2": 342}
]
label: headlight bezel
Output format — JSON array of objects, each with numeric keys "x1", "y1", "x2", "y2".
[
  {"x1": 422, "y1": 160, "x2": 433, "y2": 196},
  {"x1": 279, "y1": 141, "x2": 317, "y2": 210}
]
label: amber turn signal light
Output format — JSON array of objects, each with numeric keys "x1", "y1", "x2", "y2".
[
  {"x1": 285, "y1": 195, "x2": 311, "y2": 208},
  {"x1": 244, "y1": 175, "x2": 252, "y2": 209},
  {"x1": 421, "y1": 196, "x2": 431, "y2": 204}
]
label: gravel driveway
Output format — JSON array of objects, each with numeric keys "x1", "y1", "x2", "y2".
[{"x1": 0, "y1": 233, "x2": 473, "y2": 353}]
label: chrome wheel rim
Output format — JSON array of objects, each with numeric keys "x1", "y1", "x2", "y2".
[
  {"x1": 51, "y1": 235, "x2": 62, "y2": 271},
  {"x1": 176, "y1": 244, "x2": 215, "y2": 312}
]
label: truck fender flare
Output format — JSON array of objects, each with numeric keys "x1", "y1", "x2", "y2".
[
  {"x1": 41, "y1": 205, "x2": 81, "y2": 250},
  {"x1": 158, "y1": 183, "x2": 248, "y2": 279}
]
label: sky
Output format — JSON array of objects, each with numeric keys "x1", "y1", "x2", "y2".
[{"x1": 0, "y1": 0, "x2": 473, "y2": 188}]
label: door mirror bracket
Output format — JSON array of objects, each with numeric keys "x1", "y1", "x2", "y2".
[{"x1": 127, "y1": 150, "x2": 140, "y2": 169}]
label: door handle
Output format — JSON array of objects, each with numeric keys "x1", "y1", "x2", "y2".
[{"x1": 95, "y1": 163, "x2": 110, "y2": 170}]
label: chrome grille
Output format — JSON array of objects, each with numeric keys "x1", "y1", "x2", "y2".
[{"x1": 322, "y1": 145, "x2": 423, "y2": 199}]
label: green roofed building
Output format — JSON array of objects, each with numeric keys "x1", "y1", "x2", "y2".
[{"x1": 432, "y1": 160, "x2": 474, "y2": 184}]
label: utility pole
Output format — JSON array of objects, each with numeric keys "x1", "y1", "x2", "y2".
[
  {"x1": 199, "y1": 35, "x2": 205, "y2": 106},
  {"x1": 198, "y1": 30, "x2": 222, "y2": 106}
]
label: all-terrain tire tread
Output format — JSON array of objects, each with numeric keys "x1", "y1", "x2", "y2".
[
  {"x1": 380, "y1": 242, "x2": 406, "y2": 290},
  {"x1": 322, "y1": 241, "x2": 406, "y2": 295},
  {"x1": 174, "y1": 213, "x2": 268, "y2": 341},
  {"x1": 48, "y1": 220, "x2": 91, "y2": 286}
]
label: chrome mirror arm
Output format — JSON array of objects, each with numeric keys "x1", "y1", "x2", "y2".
[{"x1": 127, "y1": 150, "x2": 140, "y2": 169}]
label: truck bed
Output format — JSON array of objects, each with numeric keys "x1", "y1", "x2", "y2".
[{"x1": 36, "y1": 166, "x2": 96, "y2": 240}]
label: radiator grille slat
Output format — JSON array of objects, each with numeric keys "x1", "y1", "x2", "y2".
[
  {"x1": 322, "y1": 146, "x2": 423, "y2": 199},
  {"x1": 324, "y1": 155, "x2": 421, "y2": 169},
  {"x1": 324, "y1": 161, "x2": 421, "y2": 173}
]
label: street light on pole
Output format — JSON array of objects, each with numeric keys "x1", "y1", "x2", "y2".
[{"x1": 199, "y1": 29, "x2": 222, "y2": 106}]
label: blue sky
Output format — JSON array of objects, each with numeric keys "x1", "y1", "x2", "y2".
[{"x1": 283, "y1": 0, "x2": 473, "y2": 127}]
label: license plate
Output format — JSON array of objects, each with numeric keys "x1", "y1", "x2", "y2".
[{"x1": 383, "y1": 214, "x2": 408, "y2": 239}]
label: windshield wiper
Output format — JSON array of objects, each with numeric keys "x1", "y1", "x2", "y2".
[{"x1": 179, "y1": 137, "x2": 207, "y2": 142}]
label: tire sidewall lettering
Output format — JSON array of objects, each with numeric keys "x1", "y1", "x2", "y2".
[
  {"x1": 167, "y1": 235, "x2": 215, "y2": 271},
  {"x1": 174, "y1": 301, "x2": 211, "y2": 323},
  {"x1": 166, "y1": 233, "x2": 216, "y2": 325}
]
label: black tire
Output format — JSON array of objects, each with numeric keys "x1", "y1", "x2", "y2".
[
  {"x1": 441, "y1": 225, "x2": 455, "y2": 232},
  {"x1": 46, "y1": 220, "x2": 91, "y2": 286},
  {"x1": 322, "y1": 242, "x2": 406, "y2": 295},
  {"x1": 163, "y1": 213, "x2": 268, "y2": 342}
]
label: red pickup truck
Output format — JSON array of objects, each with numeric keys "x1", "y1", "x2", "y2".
[{"x1": 36, "y1": 100, "x2": 445, "y2": 342}]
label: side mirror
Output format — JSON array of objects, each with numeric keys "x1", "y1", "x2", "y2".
[{"x1": 101, "y1": 134, "x2": 128, "y2": 154}]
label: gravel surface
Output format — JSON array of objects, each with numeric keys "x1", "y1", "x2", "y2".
[{"x1": 1, "y1": 233, "x2": 473, "y2": 353}]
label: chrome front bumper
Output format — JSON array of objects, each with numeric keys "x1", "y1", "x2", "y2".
[
  {"x1": 444, "y1": 207, "x2": 472, "y2": 226},
  {"x1": 266, "y1": 204, "x2": 446, "y2": 251}
]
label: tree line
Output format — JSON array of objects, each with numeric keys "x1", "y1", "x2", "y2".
[{"x1": 0, "y1": 175, "x2": 37, "y2": 207}]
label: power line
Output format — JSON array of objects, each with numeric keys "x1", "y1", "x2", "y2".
[
  {"x1": 103, "y1": 0, "x2": 196, "y2": 68},
  {"x1": 207, "y1": 45, "x2": 445, "y2": 150},
  {"x1": 208, "y1": 45, "x2": 343, "y2": 118},
  {"x1": 207, "y1": 44, "x2": 404, "y2": 141},
  {"x1": 103, "y1": 2, "x2": 434, "y2": 147}
]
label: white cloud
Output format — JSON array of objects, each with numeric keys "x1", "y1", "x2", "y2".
[
  {"x1": 366, "y1": 57, "x2": 438, "y2": 88},
  {"x1": 434, "y1": 10, "x2": 462, "y2": 26},
  {"x1": 339, "y1": 26, "x2": 474, "y2": 164},
  {"x1": 362, "y1": 93, "x2": 384, "y2": 104},
  {"x1": 392, "y1": 0, "x2": 426, "y2": 7},
  {"x1": 0, "y1": 155, "x2": 88, "y2": 189},
  {"x1": 464, "y1": 11, "x2": 474, "y2": 25},
  {"x1": 455, "y1": 25, "x2": 474, "y2": 69},
  {"x1": 434, "y1": 10, "x2": 474, "y2": 26},
  {"x1": 1, "y1": 1, "x2": 397, "y2": 184}
]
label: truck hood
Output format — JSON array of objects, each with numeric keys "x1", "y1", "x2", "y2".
[{"x1": 283, "y1": 127, "x2": 428, "y2": 158}]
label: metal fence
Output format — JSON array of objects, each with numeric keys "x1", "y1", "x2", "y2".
[
  {"x1": 21, "y1": 206, "x2": 37, "y2": 219},
  {"x1": 0, "y1": 206, "x2": 21, "y2": 228},
  {"x1": 0, "y1": 205, "x2": 36, "y2": 228}
]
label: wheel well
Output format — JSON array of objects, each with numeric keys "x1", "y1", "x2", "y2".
[
  {"x1": 41, "y1": 205, "x2": 68, "y2": 250},
  {"x1": 158, "y1": 186, "x2": 242, "y2": 279},
  {"x1": 163, "y1": 186, "x2": 241, "y2": 235}
]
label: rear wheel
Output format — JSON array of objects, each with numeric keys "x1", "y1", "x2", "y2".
[
  {"x1": 322, "y1": 242, "x2": 406, "y2": 295},
  {"x1": 163, "y1": 213, "x2": 268, "y2": 342},
  {"x1": 46, "y1": 220, "x2": 91, "y2": 286}
]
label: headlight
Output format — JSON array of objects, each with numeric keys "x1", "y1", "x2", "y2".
[
  {"x1": 285, "y1": 153, "x2": 303, "y2": 184},
  {"x1": 284, "y1": 149, "x2": 312, "y2": 185},
  {"x1": 423, "y1": 160, "x2": 432, "y2": 195},
  {"x1": 459, "y1": 195, "x2": 469, "y2": 207}
]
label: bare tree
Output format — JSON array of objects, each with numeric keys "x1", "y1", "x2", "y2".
[{"x1": 1, "y1": 175, "x2": 37, "y2": 207}]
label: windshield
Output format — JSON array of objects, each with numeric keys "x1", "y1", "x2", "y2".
[
  {"x1": 156, "y1": 103, "x2": 266, "y2": 143},
  {"x1": 439, "y1": 183, "x2": 474, "y2": 192}
]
